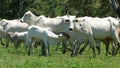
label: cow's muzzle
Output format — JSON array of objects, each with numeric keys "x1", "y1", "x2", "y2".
[
  {"x1": 20, "y1": 19, "x2": 23, "y2": 23},
  {"x1": 69, "y1": 28, "x2": 73, "y2": 31}
]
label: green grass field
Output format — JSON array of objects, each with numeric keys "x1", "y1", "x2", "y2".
[{"x1": 0, "y1": 42, "x2": 120, "y2": 68}]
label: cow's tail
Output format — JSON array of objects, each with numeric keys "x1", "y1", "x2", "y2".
[{"x1": 118, "y1": 19, "x2": 120, "y2": 27}]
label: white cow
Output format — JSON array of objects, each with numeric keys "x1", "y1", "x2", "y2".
[
  {"x1": 20, "y1": 11, "x2": 39, "y2": 25},
  {"x1": 0, "y1": 19, "x2": 29, "y2": 48},
  {"x1": 67, "y1": 16, "x2": 120, "y2": 57},
  {"x1": 21, "y1": 11, "x2": 76, "y2": 54},
  {"x1": 79, "y1": 17, "x2": 120, "y2": 56},
  {"x1": 26, "y1": 25, "x2": 69, "y2": 56},
  {"x1": 6, "y1": 31, "x2": 28, "y2": 49},
  {"x1": 20, "y1": 11, "x2": 76, "y2": 33},
  {"x1": 0, "y1": 19, "x2": 29, "y2": 32}
]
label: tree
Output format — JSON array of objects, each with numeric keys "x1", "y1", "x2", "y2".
[
  {"x1": 0, "y1": 0, "x2": 117, "y2": 19},
  {"x1": 108, "y1": 0, "x2": 120, "y2": 17}
]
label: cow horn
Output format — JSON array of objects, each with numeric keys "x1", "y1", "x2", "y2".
[{"x1": 67, "y1": 10, "x2": 71, "y2": 17}]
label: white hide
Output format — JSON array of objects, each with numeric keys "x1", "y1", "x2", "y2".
[
  {"x1": 70, "y1": 17, "x2": 120, "y2": 42},
  {"x1": 0, "y1": 19, "x2": 29, "y2": 47},
  {"x1": 6, "y1": 31, "x2": 28, "y2": 48},
  {"x1": 14, "y1": 31, "x2": 28, "y2": 41},
  {"x1": 0, "y1": 19, "x2": 29, "y2": 33},
  {"x1": 68, "y1": 16, "x2": 120, "y2": 57},
  {"x1": 21, "y1": 11, "x2": 76, "y2": 33},
  {"x1": 20, "y1": 11, "x2": 39, "y2": 25},
  {"x1": 26, "y1": 25, "x2": 64, "y2": 45},
  {"x1": 26, "y1": 25, "x2": 68, "y2": 55}
]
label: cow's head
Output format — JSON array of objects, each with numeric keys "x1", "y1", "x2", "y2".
[
  {"x1": 73, "y1": 17, "x2": 87, "y2": 31},
  {"x1": 0, "y1": 19, "x2": 9, "y2": 29},
  {"x1": 73, "y1": 18, "x2": 85, "y2": 23},
  {"x1": 20, "y1": 11, "x2": 37, "y2": 25},
  {"x1": 61, "y1": 15, "x2": 76, "y2": 31}
]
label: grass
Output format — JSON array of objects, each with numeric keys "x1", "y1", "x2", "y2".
[{"x1": 0, "y1": 42, "x2": 120, "y2": 68}]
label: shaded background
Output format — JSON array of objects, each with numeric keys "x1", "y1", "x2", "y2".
[{"x1": 0, "y1": 0, "x2": 117, "y2": 19}]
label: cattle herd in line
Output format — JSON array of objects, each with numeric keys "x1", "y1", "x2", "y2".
[{"x1": 0, "y1": 11, "x2": 120, "y2": 57}]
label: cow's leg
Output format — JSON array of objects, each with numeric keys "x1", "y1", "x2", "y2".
[
  {"x1": 48, "y1": 43, "x2": 50, "y2": 56},
  {"x1": 25, "y1": 40, "x2": 29, "y2": 49},
  {"x1": 14, "y1": 41, "x2": 19, "y2": 49},
  {"x1": 112, "y1": 31, "x2": 120, "y2": 55},
  {"x1": 70, "y1": 41, "x2": 77, "y2": 57},
  {"x1": 44, "y1": 41, "x2": 50, "y2": 56},
  {"x1": 89, "y1": 37, "x2": 96, "y2": 58},
  {"x1": 63, "y1": 42, "x2": 72, "y2": 52},
  {"x1": 62, "y1": 41, "x2": 67, "y2": 54},
  {"x1": 95, "y1": 40, "x2": 101, "y2": 55},
  {"x1": 31, "y1": 41, "x2": 36, "y2": 53},
  {"x1": 0, "y1": 37, "x2": 5, "y2": 46},
  {"x1": 79, "y1": 42, "x2": 89, "y2": 55},
  {"x1": 103, "y1": 41, "x2": 110, "y2": 56},
  {"x1": 27, "y1": 39, "x2": 32, "y2": 56},
  {"x1": 111, "y1": 41, "x2": 116, "y2": 56},
  {"x1": 107, "y1": 42, "x2": 111, "y2": 54},
  {"x1": 106, "y1": 42, "x2": 110, "y2": 56},
  {"x1": 55, "y1": 43, "x2": 59, "y2": 51},
  {"x1": 14, "y1": 41, "x2": 17, "y2": 49},
  {"x1": 114, "y1": 43, "x2": 120, "y2": 55},
  {"x1": 70, "y1": 41, "x2": 81, "y2": 57},
  {"x1": 28, "y1": 40, "x2": 31, "y2": 56},
  {"x1": 105, "y1": 43, "x2": 109, "y2": 56},
  {"x1": 41, "y1": 41, "x2": 46, "y2": 56},
  {"x1": 67, "y1": 41, "x2": 74, "y2": 52},
  {"x1": 71, "y1": 45, "x2": 77, "y2": 57},
  {"x1": 74, "y1": 42, "x2": 81, "y2": 55},
  {"x1": 5, "y1": 39, "x2": 9, "y2": 48},
  {"x1": 44, "y1": 41, "x2": 49, "y2": 56},
  {"x1": 28, "y1": 46, "x2": 31, "y2": 56},
  {"x1": 18, "y1": 42, "x2": 21, "y2": 50},
  {"x1": 28, "y1": 45, "x2": 30, "y2": 56}
]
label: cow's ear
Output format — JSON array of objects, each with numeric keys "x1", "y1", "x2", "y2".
[
  {"x1": 28, "y1": 13, "x2": 31, "y2": 16},
  {"x1": 26, "y1": 13, "x2": 31, "y2": 16},
  {"x1": 83, "y1": 19, "x2": 85, "y2": 21},
  {"x1": 65, "y1": 19, "x2": 70, "y2": 22},
  {"x1": 73, "y1": 20, "x2": 78, "y2": 22}
]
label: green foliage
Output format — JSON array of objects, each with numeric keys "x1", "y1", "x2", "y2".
[{"x1": 0, "y1": 0, "x2": 116, "y2": 19}]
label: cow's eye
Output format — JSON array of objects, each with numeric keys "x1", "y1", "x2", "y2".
[
  {"x1": 65, "y1": 19, "x2": 70, "y2": 22},
  {"x1": 73, "y1": 20, "x2": 78, "y2": 22}
]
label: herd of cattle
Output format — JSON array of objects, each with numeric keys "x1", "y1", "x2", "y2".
[{"x1": 0, "y1": 11, "x2": 120, "y2": 57}]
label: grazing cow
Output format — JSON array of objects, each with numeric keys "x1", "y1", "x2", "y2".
[
  {"x1": 0, "y1": 19, "x2": 29, "y2": 32},
  {"x1": 67, "y1": 16, "x2": 120, "y2": 57},
  {"x1": 0, "y1": 19, "x2": 29, "y2": 48},
  {"x1": 20, "y1": 11, "x2": 76, "y2": 54},
  {"x1": 26, "y1": 25, "x2": 69, "y2": 56},
  {"x1": 79, "y1": 17, "x2": 120, "y2": 56},
  {"x1": 5, "y1": 32, "x2": 28, "y2": 49},
  {"x1": 20, "y1": 11, "x2": 39, "y2": 25},
  {"x1": 20, "y1": 11, "x2": 75, "y2": 33}
]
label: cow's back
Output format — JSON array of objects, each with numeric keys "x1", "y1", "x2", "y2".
[{"x1": 87, "y1": 18, "x2": 118, "y2": 39}]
